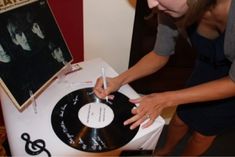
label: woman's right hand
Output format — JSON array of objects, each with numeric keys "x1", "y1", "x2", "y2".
[{"x1": 94, "y1": 76, "x2": 122, "y2": 99}]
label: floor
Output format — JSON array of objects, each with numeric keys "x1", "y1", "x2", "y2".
[
  {"x1": 156, "y1": 125, "x2": 235, "y2": 156},
  {"x1": 160, "y1": 106, "x2": 176, "y2": 124},
  {"x1": 0, "y1": 127, "x2": 7, "y2": 156}
]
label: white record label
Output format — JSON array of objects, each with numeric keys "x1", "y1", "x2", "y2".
[{"x1": 78, "y1": 103, "x2": 114, "y2": 128}]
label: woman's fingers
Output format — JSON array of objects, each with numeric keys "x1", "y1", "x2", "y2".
[
  {"x1": 125, "y1": 93, "x2": 165, "y2": 130},
  {"x1": 129, "y1": 97, "x2": 142, "y2": 104},
  {"x1": 124, "y1": 111, "x2": 156, "y2": 130},
  {"x1": 94, "y1": 77, "x2": 108, "y2": 98},
  {"x1": 141, "y1": 112, "x2": 159, "y2": 128},
  {"x1": 124, "y1": 112, "x2": 146, "y2": 129}
]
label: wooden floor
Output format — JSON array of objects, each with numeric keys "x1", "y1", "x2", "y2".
[
  {"x1": 160, "y1": 106, "x2": 176, "y2": 124},
  {"x1": 0, "y1": 127, "x2": 7, "y2": 156},
  {"x1": 156, "y1": 125, "x2": 235, "y2": 156}
]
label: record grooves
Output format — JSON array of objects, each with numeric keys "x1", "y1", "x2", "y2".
[{"x1": 51, "y1": 88, "x2": 139, "y2": 152}]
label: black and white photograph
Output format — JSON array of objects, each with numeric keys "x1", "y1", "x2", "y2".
[{"x1": 0, "y1": 0, "x2": 73, "y2": 111}]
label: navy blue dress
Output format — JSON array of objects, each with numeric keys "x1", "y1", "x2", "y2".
[{"x1": 176, "y1": 25, "x2": 235, "y2": 136}]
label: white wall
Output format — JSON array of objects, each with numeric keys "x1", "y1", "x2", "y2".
[{"x1": 83, "y1": 0, "x2": 136, "y2": 73}]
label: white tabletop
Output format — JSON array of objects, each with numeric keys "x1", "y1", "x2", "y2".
[{"x1": 1, "y1": 58, "x2": 165, "y2": 156}]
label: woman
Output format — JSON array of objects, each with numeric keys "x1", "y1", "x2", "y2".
[{"x1": 94, "y1": 0, "x2": 235, "y2": 156}]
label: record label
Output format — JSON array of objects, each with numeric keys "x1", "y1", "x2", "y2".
[
  {"x1": 51, "y1": 88, "x2": 139, "y2": 152},
  {"x1": 78, "y1": 102, "x2": 114, "y2": 129}
]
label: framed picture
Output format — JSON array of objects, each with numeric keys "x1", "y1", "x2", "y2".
[{"x1": 0, "y1": 0, "x2": 73, "y2": 111}]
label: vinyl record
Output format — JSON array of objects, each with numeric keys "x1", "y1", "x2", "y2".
[{"x1": 51, "y1": 88, "x2": 139, "y2": 152}]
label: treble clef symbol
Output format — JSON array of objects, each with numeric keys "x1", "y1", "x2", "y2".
[{"x1": 21, "y1": 133, "x2": 51, "y2": 157}]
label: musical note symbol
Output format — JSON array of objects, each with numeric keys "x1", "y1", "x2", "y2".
[{"x1": 21, "y1": 133, "x2": 51, "y2": 157}]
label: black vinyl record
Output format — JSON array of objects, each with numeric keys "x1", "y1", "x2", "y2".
[{"x1": 51, "y1": 88, "x2": 139, "y2": 152}]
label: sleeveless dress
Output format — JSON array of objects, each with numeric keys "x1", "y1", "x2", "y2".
[{"x1": 176, "y1": 25, "x2": 235, "y2": 136}]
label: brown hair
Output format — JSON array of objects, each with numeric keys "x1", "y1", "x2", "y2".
[{"x1": 181, "y1": 0, "x2": 216, "y2": 27}]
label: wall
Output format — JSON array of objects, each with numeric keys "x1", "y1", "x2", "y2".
[
  {"x1": 48, "y1": 0, "x2": 84, "y2": 63},
  {"x1": 83, "y1": 0, "x2": 136, "y2": 73},
  {"x1": 49, "y1": 0, "x2": 137, "y2": 72}
]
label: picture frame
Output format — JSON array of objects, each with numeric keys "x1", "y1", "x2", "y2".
[{"x1": 0, "y1": 0, "x2": 73, "y2": 111}]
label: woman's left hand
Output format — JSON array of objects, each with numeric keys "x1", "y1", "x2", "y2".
[{"x1": 124, "y1": 92, "x2": 176, "y2": 130}]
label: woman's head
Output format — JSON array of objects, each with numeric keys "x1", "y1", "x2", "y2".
[{"x1": 147, "y1": 0, "x2": 189, "y2": 18}]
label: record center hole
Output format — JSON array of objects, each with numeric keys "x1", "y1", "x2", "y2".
[{"x1": 78, "y1": 102, "x2": 114, "y2": 129}]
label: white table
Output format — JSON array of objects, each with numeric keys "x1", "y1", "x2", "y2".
[{"x1": 1, "y1": 58, "x2": 164, "y2": 156}]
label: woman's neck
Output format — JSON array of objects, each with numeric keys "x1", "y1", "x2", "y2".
[{"x1": 200, "y1": 0, "x2": 231, "y2": 34}]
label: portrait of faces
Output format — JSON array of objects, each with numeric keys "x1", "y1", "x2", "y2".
[
  {"x1": 0, "y1": 43, "x2": 11, "y2": 63},
  {"x1": 0, "y1": 0, "x2": 73, "y2": 111}
]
